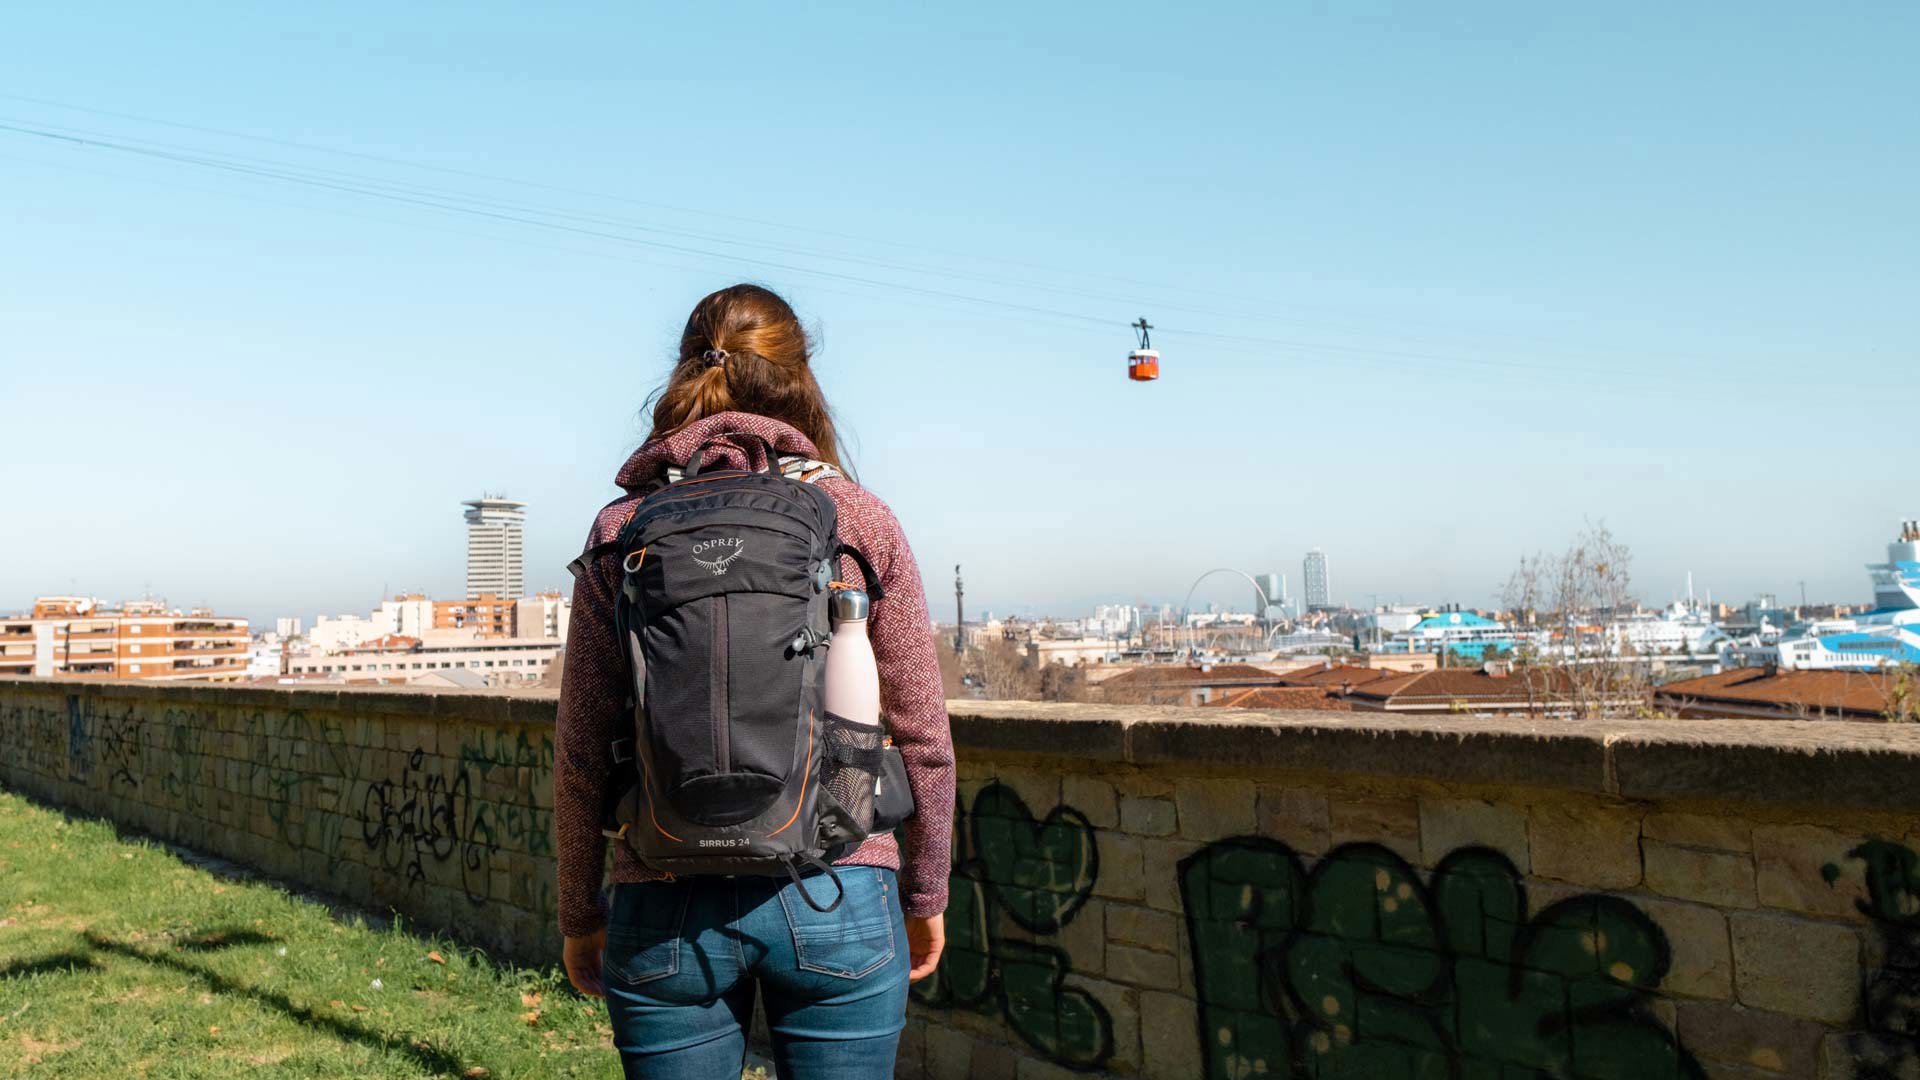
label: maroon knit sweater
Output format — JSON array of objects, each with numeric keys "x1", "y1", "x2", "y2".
[{"x1": 553, "y1": 412, "x2": 955, "y2": 936}]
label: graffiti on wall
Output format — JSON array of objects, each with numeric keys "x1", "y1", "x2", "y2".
[
  {"x1": 244, "y1": 709, "x2": 360, "y2": 859},
  {"x1": 1832, "y1": 840, "x2": 1920, "y2": 1077},
  {"x1": 65, "y1": 695, "x2": 94, "y2": 782},
  {"x1": 0, "y1": 700, "x2": 69, "y2": 778},
  {"x1": 1182, "y1": 838, "x2": 1704, "y2": 1080},
  {"x1": 913, "y1": 782, "x2": 1114, "y2": 1071},
  {"x1": 94, "y1": 699, "x2": 148, "y2": 789},
  {"x1": 1, "y1": 691, "x2": 553, "y2": 920},
  {"x1": 361, "y1": 744, "x2": 553, "y2": 906}
]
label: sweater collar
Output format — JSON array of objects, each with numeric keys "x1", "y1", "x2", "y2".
[{"x1": 614, "y1": 412, "x2": 820, "y2": 492}]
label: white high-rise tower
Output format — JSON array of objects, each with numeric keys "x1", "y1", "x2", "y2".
[
  {"x1": 1303, "y1": 548, "x2": 1331, "y2": 611},
  {"x1": 464, "y1": 497, "x2": 527, "y2": 600}
]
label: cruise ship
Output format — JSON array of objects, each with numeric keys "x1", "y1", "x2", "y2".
[{"x1": 1774, "y1": 519, "x2": 1920, "y2": 670}]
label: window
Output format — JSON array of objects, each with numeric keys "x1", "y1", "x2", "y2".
[
  {"x1": 130, "y1": 664, "x2": 141, "y2": 673},
  {"x1": 130, "y1": 625, "x2": 142, "y2": 634},
  {"x1": 130, "y1": 644, "x2": 140, "y2": 654}
]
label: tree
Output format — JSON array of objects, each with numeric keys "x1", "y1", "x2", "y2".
[
  {"x1": 934, "y1": 636, "x2": 971, "y2": 700},
  {"x1": 981, "y1": 638, "x2": 1041, "y2": 702},
  {"x1": 1884, "y1": 662, "x2": 1920, "y2": 723},
  {"x1": 1038, "y1": 660, "x2": 1092, "y2": 703},
  {"x1": 1501, "y1": 521, "x2": 1653, "y2": 719}
]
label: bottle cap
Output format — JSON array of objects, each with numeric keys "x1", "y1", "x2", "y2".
[{"x1": 829, "y1": 588, "x2": 870, "y2": 623}]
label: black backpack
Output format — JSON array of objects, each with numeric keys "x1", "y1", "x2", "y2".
[{"x1": 573, "y1": 432, "x2": 912, "y2": 911}]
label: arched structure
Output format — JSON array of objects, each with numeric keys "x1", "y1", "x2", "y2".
[{"x1": 1180, "y1": 568, "x2": 1275, "y2": 658}]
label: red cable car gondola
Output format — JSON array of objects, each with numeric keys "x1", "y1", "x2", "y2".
[{"x1": 1128, "y1": 316, "x2": 1160, "y2": 382}]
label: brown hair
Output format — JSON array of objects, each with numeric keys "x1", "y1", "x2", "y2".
[{"x1": 646, "y1": 284, "x2": 848, "y2": 470}]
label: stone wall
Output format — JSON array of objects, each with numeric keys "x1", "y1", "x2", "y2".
[
  {"x1": 6, "y1": 679, "x2": 1920, "y2": 1078},
  {"x1": 0, "y1": 679, "x2": 559, "y2": 962}
]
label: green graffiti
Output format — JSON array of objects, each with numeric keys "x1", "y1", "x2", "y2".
[
  {"x1": 457, "y1": 727, "x2": 554, "y2": 775},
  {"x1": 970, "y1": 783, "x2": 1098, "y2": 934},
  {"x1": 913, "y1": 783, "x2": 1113, "y2": 1072},
  {"x1": 1852, "y1": 840, "x2": 1920, "y2": 926},
  {"x1": 1183, "y1": 838, "x2": 1703, "y2": 1080},
  {"x1": 1840, "y1": 840, "x2": 1920, "y2": 1077}
]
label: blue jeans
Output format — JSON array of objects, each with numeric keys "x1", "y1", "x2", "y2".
[{"x1": 603, "y1": 867, "x2": 909, "y2": 1080}]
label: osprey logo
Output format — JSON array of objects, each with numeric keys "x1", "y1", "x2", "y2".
[{"x1": 691, "y1": 537, "x2": 747, "y2": 576}]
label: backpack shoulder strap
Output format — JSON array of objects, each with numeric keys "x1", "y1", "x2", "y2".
[
  {"x1": 659, "y1": 455, "x2": 841, "y2": 486},
  {"x1": 781, "y1": 456, "x2": 843, "y2": 485}
]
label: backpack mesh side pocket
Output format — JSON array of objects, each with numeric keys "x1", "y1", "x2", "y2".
[{"x1": 816, "y1": 713, "x2": 887, "y2": 852}]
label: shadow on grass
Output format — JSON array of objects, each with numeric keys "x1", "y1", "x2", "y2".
[
  {"x1": 174, "y1": 927, "x2": 279, "y2": 952},
  {"x1": 0, "y1": 951, "x2": 99, "y2": 980},
  {"x1": 83, "y1": 930, "x2": 473, "y2": 1076}
]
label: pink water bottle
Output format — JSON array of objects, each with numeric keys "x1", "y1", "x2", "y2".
[{"x1": 823, "y1": 589, "x2": 880, "y2": 726}]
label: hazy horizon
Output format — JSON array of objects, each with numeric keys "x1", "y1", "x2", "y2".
[{"x1": 6, "y1": 3, "x2": 1916, "y2": 629}]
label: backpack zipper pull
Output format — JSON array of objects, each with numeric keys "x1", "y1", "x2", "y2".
[{"x1": 789, "y1": 627, "x2": 831, "y2": 655}]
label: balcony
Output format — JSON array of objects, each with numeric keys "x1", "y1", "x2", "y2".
[{"x1": 171, "y1": 641, "x2": 246, "y2": 655}]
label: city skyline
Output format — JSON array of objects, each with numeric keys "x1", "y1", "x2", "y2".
[{"x1": 5, "y1": 4, "x2": 1915, "y2": 625}]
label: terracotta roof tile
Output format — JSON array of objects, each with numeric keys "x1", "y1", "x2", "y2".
[
  {"x1": 1097, "y1": 662, "x2": 1287, "y2": 688},
  {"x1": 1206, "y1": 687, "x2": 1354, "y2": 711},
  {"x1": 1344, "y1": 668, "x2": 1579, "y2": 704},
  {"x1": 1278, "y1": 664, "x2": 1400, "y2": 689},
  {"x1": 1656, "y1": 668, "x2": 1892, "y2": 718}
]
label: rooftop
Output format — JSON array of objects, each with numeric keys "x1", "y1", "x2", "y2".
[{"x1": 1656, "y1": 667, "x2": 1896, "y2": 719}]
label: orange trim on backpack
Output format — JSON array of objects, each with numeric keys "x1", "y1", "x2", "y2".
[{"x1": 629, "y1": 734, "x2": 683, "y2": 844}]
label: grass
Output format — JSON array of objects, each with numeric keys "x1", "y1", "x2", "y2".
[{"x1": 0, "y1": 787, "x2": 622, "y2": 1079}]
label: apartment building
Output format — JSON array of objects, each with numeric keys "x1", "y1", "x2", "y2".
[
  {"x1": 286, "y1": 634, "x2": 561, "y2": 687},
  {"x1": 433, "y1": 593, "x2": 515, "y2": 637},
  {"x1": 0, "y1": 597, "x2": 249, "y2": 682}
]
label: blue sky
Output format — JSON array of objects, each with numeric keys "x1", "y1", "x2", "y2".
[{"x1": 3, "y1": 2, "x2": 1915, "y2": 627}]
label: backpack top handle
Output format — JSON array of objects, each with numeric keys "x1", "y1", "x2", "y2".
[{"x1": 683, "y1": 431, "x2": 783, "y2": 478}]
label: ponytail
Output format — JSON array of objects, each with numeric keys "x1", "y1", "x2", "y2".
[{"x1": 646, "y1": 284, "x2": 847, "y2": 470}]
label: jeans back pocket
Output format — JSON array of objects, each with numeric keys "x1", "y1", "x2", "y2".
[
  {"x1": 778, "y1": 867, "x2": 897, "y2": 979},
  {"x1": 603, "y1": 881, "x2": 693, "y2": 987}
]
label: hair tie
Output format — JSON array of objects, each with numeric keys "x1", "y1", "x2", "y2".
[{"x1": 702, "y1": 348, "x2": 728, "y2": 368}]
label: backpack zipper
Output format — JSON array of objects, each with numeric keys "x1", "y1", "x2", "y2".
[{"x1": 711, "y1": 593, "x2": 730, "y2": 773}]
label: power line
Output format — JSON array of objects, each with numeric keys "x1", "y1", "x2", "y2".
[
  {"x1": 0, "y1": 110, "x2": 1757, "y2": 392},
  {"x1": 0, "y1": 92, "x2": 1747, "y2": 368}
]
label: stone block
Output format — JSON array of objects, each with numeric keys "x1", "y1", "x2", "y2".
[
  {"x1": 1419, "y1": 797, "x2": 1529, "y2": 871},
  {"x1": 1106, "y1": 942, "x2": 1180, "y2": 987},
  {"x1": 1110, "y1": 769, "x2": 1174, "y2": 799},
  {"x1": 1644, "y1": 812, "x2": 1752, "y2": 853},
  {"x1": 1174, "y1": 777, "x2": 1256, "y2": 841},
  {"x1": 1329, "y1": 796, "x2": 1421, "y2": 862},
  {"x1": 986, "y1": 766, "x2": 1062, "y2": 819},
  {"x1": 1064, "y1": 975, "x2": 1138, "y2": 1070},
  {"x1": 1730, "y1": 911, "x2": 1861, "y2": 1024},
  {"x1": 1092, "y1": 832, "x2": 1146, "y2": 902},
  {"x1": 1060, "y1": 773, "x2": 1118, "y2": 829},
  {"x1": 1819, "y1": 1032, "x2": 1920, "y2": 1080},
  {"x1": 1646, "y1": 840, "x2": 1757, "y2": 908},
  {"x1": 970, "y1": 1039, "x2": 1020, "y2": 1080},
  {"x1": 1528, "y1": 802, "x2": 1642, "y2": 889},
  {"x1": 1142, "y1": 837, "x2": 1201, "y2": 913},
  {"x1": 1120, "y1": 796, "x2": 1177, "y2": 837},
  {"x1": 1139, "y1": 989, "x2": 1203, "y2": 1079},
  {"x1": 1106, "y1": 904, "x2": 1180, "y2": 953},
  {"x1": 1637, "y1": 897, "x2": 1733, "y2": 1001},
  {"x1": 1015, "y1": 1058, "x2": 1090, "y2": 1080},
  {"x1": 1256, "y1": 785, "x2": 1329, "y2": 855},
  {"x1": 894, "y1": 1016, "x2": 926, "y2": 1080},
  {"x1": 1675, "y1": 1001, "x2": 1826, "y2": 1077},
  {"x1": 1052, "y1": 898, "x2": 1105, "y2": 977},
  {"x1": 1753, "y1": 823, "x2": 1868, "y2": 920},
  {"x1": 923, "y1": 1021, "x2": 974, "y2": 1080}
]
